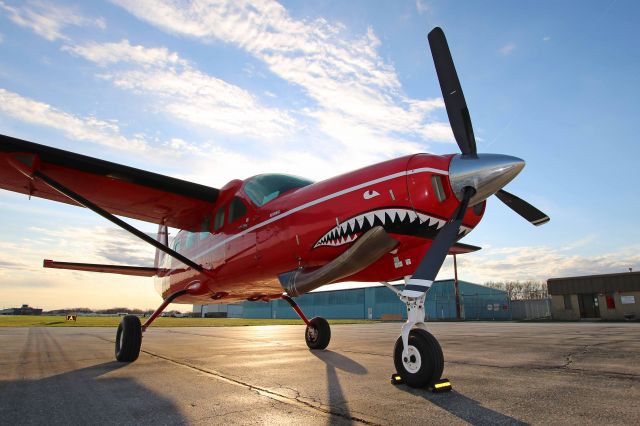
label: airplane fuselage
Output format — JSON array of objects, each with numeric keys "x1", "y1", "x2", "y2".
[{"x1": 156, "y1": 153, "x2": 484, "y2": 304}]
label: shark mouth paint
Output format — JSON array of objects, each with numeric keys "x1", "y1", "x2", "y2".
[{"x1": 313, "y1": 207, "x2": 471, "y2": 249}]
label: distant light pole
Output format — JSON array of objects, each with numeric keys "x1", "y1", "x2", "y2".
[{"x1": 453, "y1": 254, "x2": 461, "y2": 320}]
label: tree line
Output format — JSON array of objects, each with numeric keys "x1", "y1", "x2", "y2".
[{"x1": 483, "y1": 280, "x2": 549, "y2": 300}]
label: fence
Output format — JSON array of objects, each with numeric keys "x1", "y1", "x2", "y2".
[{"x1": 510, "y1": 299, "x2": 551, "y2": 320}]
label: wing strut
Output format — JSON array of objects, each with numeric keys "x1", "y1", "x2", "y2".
[
  {"x1": 32, "y1": 169, "x2": 206, "y2": 273},
  {"x1": 7, "y1": 154, "x2": 205, "y2": 274}
]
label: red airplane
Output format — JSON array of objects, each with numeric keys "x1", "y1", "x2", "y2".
[{"x1": 0, "y1": 28, "x2": 548, "y2": 388}]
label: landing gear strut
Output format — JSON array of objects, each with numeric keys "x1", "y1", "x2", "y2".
[
  {"x1": 282, "y1": 294, "x2": 331, "y2": 350},
  {"x1": 382, "y1": 282, "x2": 444, "y2": 388}
]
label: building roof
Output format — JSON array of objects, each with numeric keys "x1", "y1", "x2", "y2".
[{"x1": 547, "y1": 271, "x2": 640, "y2": 295}]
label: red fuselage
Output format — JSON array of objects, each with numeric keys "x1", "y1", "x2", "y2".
[{"x1": 155, "y1": 153, "x2": 484, "y2": 304}]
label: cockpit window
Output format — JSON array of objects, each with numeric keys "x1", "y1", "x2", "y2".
[{"x1": 243, "y1": 174, "x2": 314, "y2": 207}]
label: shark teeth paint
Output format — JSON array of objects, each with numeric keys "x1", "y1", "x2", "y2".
[{"x1": 313, "y1": 207, "x2": 472, "y2": 248}]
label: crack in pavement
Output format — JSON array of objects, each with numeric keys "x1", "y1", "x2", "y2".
[
  {"x1": 90, "y1": 333, "x2": 381, "y2": 425},
  {"x1": 445, "y1": 359, "x2": 640, "y2": 381}
]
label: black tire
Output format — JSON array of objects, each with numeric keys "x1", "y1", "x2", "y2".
[
  {"x1": 115, "y1": 315, "x2": 142, "y2": 362},
  {"x1": 305, "y1": 317, "x2": 331, "y2": 350},
  {"x1": 393, "y1": 328, "x2": 444, "y2": 388}
]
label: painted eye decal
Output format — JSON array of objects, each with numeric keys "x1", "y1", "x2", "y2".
[{"x1": 363, "y1": 190, "x2": 380, "y2": 200}]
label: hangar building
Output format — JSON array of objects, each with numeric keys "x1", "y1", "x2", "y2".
[
  {"x1": 548, "y1": 271, "x2": 640, "y2": 320},
  {"x1": 195, "y1": 280, "x2": 510, "y2": 320}
]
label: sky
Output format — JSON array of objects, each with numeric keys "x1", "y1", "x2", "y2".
[{"x1": 0, "y1": 0, "x2": 639, "y2": 311}]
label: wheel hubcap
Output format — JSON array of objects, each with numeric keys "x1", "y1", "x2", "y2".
[
  {"x1": 307, "y1": 326, "x2": 318, "y2": 342},
  {"x1": 402, "y1": 346, "x2": 422, "y2": 374}
]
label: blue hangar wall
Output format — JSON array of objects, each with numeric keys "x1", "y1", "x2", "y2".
[{"x1": 242, "y1": 280, "x2": 511, "y2": 320}]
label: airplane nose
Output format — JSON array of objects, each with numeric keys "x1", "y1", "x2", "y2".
[{"x1": 448, "y1": 154, "x2": 525, "y2": 206}]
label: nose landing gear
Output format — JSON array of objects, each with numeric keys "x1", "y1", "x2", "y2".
[{"x1": 381, "y1": 281, "x2": 445, "y2": 389}]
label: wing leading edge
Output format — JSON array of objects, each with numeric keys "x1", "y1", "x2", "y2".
[{"x1": 0, "y1": 134, "x2": 219, "y2": 230}]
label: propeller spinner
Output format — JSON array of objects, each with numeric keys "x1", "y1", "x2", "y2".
[{"x1": 401, "y1": 27, "x2": 550, "y2": 298}]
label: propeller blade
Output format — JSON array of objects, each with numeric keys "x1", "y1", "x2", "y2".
[
  {"x1": 402, "y1": 187, "x2": 475, "y2": 298},
  {"x1": 495, "y1": 189, "x2": 550, "y2": 226},
  {"x1": 428, "y1": 27, "x2": 477, "y2": 156}
]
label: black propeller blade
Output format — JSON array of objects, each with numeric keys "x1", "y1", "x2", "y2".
[
  {"x1": 495, "y1": 189, "x2": 550, "y2": 226},
  {"x1": 428, "y1": 27, "x2": 477, "y2": 156},
  {"x1": 402, "y1": 187, "x2": 475, "y2": 297},
  {"x1": 428, "y1": 27, "x2": 549, "y2": 228}
]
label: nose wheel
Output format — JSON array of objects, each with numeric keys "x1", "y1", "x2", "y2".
[{"x1": 393, "y1": 328, "x2": 443, "y2": 388}]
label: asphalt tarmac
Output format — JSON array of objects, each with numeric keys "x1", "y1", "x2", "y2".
[{"x1": 0, "y1": 322, "x2": 638, "y2": 425}]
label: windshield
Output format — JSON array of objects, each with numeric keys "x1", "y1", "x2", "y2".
[{"x1": 243, "y1": 174, "x2": 314, "y2": 207}]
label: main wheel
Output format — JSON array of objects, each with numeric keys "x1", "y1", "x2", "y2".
[
  {"x1": 305, "y1": 317, "x2": 331, "y2": 350},
  {"x1": 115, "y1": 315, "x2": 142, "y2": 362},
  {"x1": 393, "y1": 328, "x2": 444, "y2": 388}
]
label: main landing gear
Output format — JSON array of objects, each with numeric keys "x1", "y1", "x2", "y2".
[
  {"x1": 115, "y1": 283, "x2": 202, "y2": 363},
  {"x1": 115, "y1": 315, "x2": 142, "y2": 362},
  {"x1": 382, "y1": 283, "x2": 445, "y2": 389},
  {"x1": 283, "y1": 294, "x2": 331, "y2": 350}
]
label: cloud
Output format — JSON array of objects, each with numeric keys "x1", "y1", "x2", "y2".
[
  {"x1": 0, "y1": 222, "x2": 164, "y2": 310},
  {"x1": 543, "y1": 36, "x2": 551, "y2": 42},
  {"x1": 65, "y1": 40, "x2": 295, "y2": 139},
  {"x1": 0, "y1": 88, "x2": 150, "y2": 151},
  {"x1": 26, "y1": 226, "x2": 154, "y2": 266},
  {"x1": 0, "y1": 0, "x2": 105, "y2": 41},
  {"x1": 438, "y1": 244, "x2": 640, "y2": 283},
  {"x1": 0, "y1": 258, "x2": 30, "y2": 271},
  {"x1": 63, "y1": 39, "x2": 184, "y2": 67},
  {"x1": 499, "y1": 42, "x2": 517, "y2": 56},
  {"x1": 415, "y1": 0, "x2": 431, "y2": 15},
  {"x1": 111, "y1": 0, "x2": 451, "y2": 157}
]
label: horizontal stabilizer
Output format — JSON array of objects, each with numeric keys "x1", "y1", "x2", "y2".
[
  {"x1": 449, "y1": 242, "x2": 481, "y2": 254},
  {"x1": 43, "y1": 260, "x2": 157, "y2": 277}
]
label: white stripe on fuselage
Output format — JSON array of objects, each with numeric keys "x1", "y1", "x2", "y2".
[{"x1": 177, "y1": 167, "x2": 449, "y2": 267}]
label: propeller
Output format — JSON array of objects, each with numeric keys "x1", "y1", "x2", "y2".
[
  {"x1": 400, "y1": 27, "x2": 550, "y2": 298},
  {"x1": 428, "y1": 27, "x2": 477, "y2": 156},
  {"x1": 402, "y1": 187, "x2": 475, "y2": 298},
  {"x1": 495, "y1": 189, "x2": 550, "y2": 226}
]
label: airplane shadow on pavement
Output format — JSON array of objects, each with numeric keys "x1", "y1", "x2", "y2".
[
  {"x1": 311, "y1": 350, "x2": 368, "y2": 425},
  {"x1": 398, "y1": 385, "x2": 530, "y2": 426},
  {"x1": 0, "y1": 361, "x2": 186, "y2": 426}
]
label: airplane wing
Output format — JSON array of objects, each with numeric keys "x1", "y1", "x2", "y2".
[
  {"x1": 449, "y1": 242, "x2": 481, "y2": 254},
  {"x1": 43, "y1": 259, "x2": 157, "y2": 277},
  {"x1": 0, "y1": 134, "x2": 219, "y2": 230}
]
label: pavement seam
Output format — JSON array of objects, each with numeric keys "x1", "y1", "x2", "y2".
[
  {"x1": 445, "y1": 359, "x2": 640, "y2": 381},
  {"x1": 141, "y1": 349, "x2": 382, "y2": 426},
  {"x1": 89, "y1": 333, "x2": 382, "y2": 425}
]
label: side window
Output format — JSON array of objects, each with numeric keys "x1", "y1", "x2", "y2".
[
  {"x1": 199, "y1": 214, "x2": 211, "y2": 240},
  {"x1": 173, "y1": 236, "x2": 182, "y2": 253},
  {"x1": 214, "y1": 206, "x2": 226, "y2": 231},
  {"x1": 185, "y1": 232, "x2": 196, "y2": 249},
  {"x1": 228, "y1": 197, "x2": 247, "y2": 224}
]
